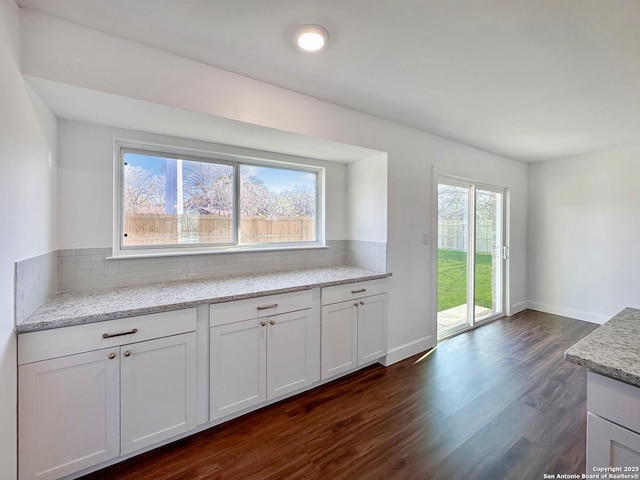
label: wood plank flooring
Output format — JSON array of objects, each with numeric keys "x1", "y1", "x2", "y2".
[{"x1": 79, "y1": 309, "x2": 596, "y2": 480}]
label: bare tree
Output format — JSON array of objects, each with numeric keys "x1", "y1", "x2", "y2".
[
  {"x1": 183, "y1": 162, "x2": 233, "y2": 215},
  {"x1": 240, "y1": 175, "x2": 270, "y2": 216},
  {"x1": 438, "y1": 184, "x2": 467, "y2": 220},
  {"x1": 128, "y1": 160, "x2": 317, "y2": 221},
  {"x1": 124, "y1": 165, "x2": 164, "y2": 213},
  {"x1": 270, "y1": 186, "x2": 315, "y2": 218},
  {"x1": 438, "y1": 184, "x2": 495, "y2": 222}
]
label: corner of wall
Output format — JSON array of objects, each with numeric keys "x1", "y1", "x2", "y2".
[{"x1": 14, "y1": 251, "x2": 58, "y2": 324}]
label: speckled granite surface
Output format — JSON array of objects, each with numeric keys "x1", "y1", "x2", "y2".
[
  {"x1": 565, "y1": 307, "x2": 640, "y2": 387},
  {"x1": 17, "y1": 266, "x2": 390, "y2": 333}
]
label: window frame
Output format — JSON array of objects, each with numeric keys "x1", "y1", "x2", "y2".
[{"x1": 113, "y1": 140, "x2": 325, "y2": 258}]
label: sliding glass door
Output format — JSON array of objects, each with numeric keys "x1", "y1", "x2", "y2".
[{"x1": 437, "y1": 178, "x2": 504, "y2": 339}]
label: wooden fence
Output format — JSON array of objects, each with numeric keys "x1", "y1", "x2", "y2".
[
  {"x1": 123, "y1": 214, "x2": 316, "y2": 245},
  {"x1": 438, "y1": 219, "x2": 496, "y2": 253}
]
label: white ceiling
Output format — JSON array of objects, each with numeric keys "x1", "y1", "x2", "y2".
[{"x1": 17, "y1": 0, "x2": 640, "y2": 163}]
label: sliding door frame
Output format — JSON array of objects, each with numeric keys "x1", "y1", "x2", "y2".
[{"x1": 433, "y1": 172, "x2": 508, "y2": 340}]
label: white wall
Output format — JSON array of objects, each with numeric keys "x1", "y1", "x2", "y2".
[
  {"x1": 528, "y1": 147, "x2": 640, "y2": 323},
  {"x1": 346, "y1": 153, "x2": 388, "y2": 242},
  {"x1": 0, "y1": 1, "x2": 57, "y2": 477},
  {"x1": 20, "y1": 9, "x2": 528, "y2": 364},
  {"x1": 57, "y1": 120, "x2": 348, "y2": 249}
]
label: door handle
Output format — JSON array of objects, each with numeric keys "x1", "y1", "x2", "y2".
[{"x1": 502, "y1": 246, "x2": 508, "y2": 260}]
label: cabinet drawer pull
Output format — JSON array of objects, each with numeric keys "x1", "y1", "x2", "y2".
[
  {"x1": 260, "y1": 321, "x2": 267, "y2": 327},
  {"x1": 102, "y1": 328, "x2": 138, "y2": 339},
  {"x1": 257, "y1": 304, "x2": 278, "y2": 311},
  {"x1": 351, "y1": 288, "x2": 367, "y2": 294},
  {"x1": 123, "y1": 350, "x2": 132, "y2": 357},
  {"x1": 270, "y1": 320, "x2": 275, "y2": 325},
  {"x1": 360, "y1": 301, "x2": 365, "y2": 305},
  {"x1": 108, "y1": 352, "x2": 116, "y2": 360}
]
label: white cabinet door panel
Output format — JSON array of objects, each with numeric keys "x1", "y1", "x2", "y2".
[
  {"x1": 18, "y1": 348, "x2": 120, "y2": 480},
  {"x1": 321, "y1": 301, "x2": 357, "y2": 380},
  {"x1": 612, "y1": 422, "x2": 640, "y2": 468},
  {"x1": 587, "y1": 412, "x2": 611, "y2": 473},
  {"x1": 587, "y1": 412, "x2": 640, "y2": 472},
  {"x1": 120, "y1": 333, "x2": 197, "y2": 455},
  {"x1": 210, "y1": 319, "x2": 266, "y2": 420},
  {"x1": 358, "y1": 294, "x2": 387, "y2": 366},
  {"x1": 267, "y1": 310, "x2": 312, "y2": 400}
]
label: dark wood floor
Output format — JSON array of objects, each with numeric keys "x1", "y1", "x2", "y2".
[{"x1": 80, "y1": 309, "x2": 596, "y2": 480}]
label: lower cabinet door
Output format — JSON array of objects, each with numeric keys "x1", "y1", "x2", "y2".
[
  {"x1": 267, "y1": 309, "x2": 312, "y2": 400},
  {"x1": 587, "y1": 412, "x2": 640, "y2": 473},
  {"x1": 210, "y1": 319, "x2": 267, "y2": 421},
  {"x1": 18, "y1": 348, "x2": 120, "y2": 480},
  {"x1": 358, "y1": 294, "x2": 387, "y2": 366},
  {"x1": 321, "y1": 301, "x2": 358, "y2": 380},
  {"x1": 120, "y1": 332, "x2": 197, "y2": 455}
]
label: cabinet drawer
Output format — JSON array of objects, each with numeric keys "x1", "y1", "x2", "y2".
[
  {"x1": 321, "y1": 279, "x2": 387, "y2": 306},
  {"x1": 18, "y1": 308, "x2": 197, "y2": 365},
  {"x1": 588, "y1": 371, "x2": 640, "y2": 434},
  {"x1": 210, "y1": 290, "x2": 312, "y2": 327}
]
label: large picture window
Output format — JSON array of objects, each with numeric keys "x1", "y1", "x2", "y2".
[{"x1": 115, "y1": 143, "x2": 323, "y2": 256}]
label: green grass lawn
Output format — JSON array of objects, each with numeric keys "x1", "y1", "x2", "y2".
[{"x1": 438, "y1": 249, "x2": 493, "y2": 312}]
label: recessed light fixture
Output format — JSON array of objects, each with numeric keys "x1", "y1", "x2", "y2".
[{"x1": 295, "y1": 24, "x2": 328, "y2": 52}]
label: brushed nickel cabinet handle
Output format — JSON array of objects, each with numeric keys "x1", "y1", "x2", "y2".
[
  {"x1": 257, "y1": 304, "x2": 278, "y2": 311},
  {"x1": 360, "y1": 301, "x2": 365, "y2": 305},
  {"x1": 123, "y1": 350, "x2": 132, "y2": 357},
  {"x1": 354, "y1": 303, "x2": 359, "y2": 307},
  {"x1": 270, "y1": 320, "x2": 275, "y2": 325},
  {"x1": 351, "y1": 288, "x2": 366, "y2": 294},
  {"x1": 102, "y1": 328, "x2": 138, "y2": 339},
  {"x1": 108, "y1": 352, "x2": 116, "y2": 360},
  {"x1": 260, "y1": 321, "x2": 267, "y2": 327}
]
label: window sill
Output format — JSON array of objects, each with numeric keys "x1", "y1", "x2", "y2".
[{"x1": 106, "y1": 243, "x2": 329, "y2": 260}]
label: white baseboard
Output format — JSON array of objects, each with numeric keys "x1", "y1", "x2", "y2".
[
  {"x1": 527, "y1": 301, "x2": 609, "y2": 324},
  {"x1": 382, "y1": 335, "x2": 434, "y2": 366},
  {"x1": 510, "y1": 301, "x2": 529, "y2": 316}
]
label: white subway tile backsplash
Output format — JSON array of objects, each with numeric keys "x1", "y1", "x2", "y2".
[
  {"x1": 62, "y1": 255, "x2": 92, "y2": 264},
  {"x1": 14, "y1": 251, "x2": 57, "y2": 325},
  {"x1": 346, "y1": 240, "x2": 387, "y2": 272},
  {"x1": 15, "y1": 241, "x2": 385, "y2": 323}
]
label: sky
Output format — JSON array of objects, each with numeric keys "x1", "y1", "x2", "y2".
[{"x1": 124, "y1": 152, "x2": 316, "y2": 194}]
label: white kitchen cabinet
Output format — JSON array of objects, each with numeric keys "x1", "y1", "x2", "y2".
[
  {"x1": 586, "y1": 371, "x2": 640, "y2": 474},
  {"x1": 210, "y1": 318, "x2": 266, "y2": 419},
  {"x1": 357, "y1": 293, "x2": 387, "y2": 365},
  {"x1": 321, "y1": 280, "x2": 387, "y2": 380},
  {"x1": 18, "y1": 348, "x2": 120, "y2": 480},
  {"x1": 587, "y1": 413, "x2": 640, "y2": 472},
  {"x1": 321, "y1": 300, "x2": 358, "y2": 379},
  {"x1": 209, "y1": 292, "x2": 315, "y2": 421},
  {"x1": 18, "y1": 309, "x2": 197, "y2": 480},
  {"x1": 266, "y1": 309, "x2": 314, "y2": 399},
  {"x1": 120, "y1": 333, "x2": 197, "y2": 455}
]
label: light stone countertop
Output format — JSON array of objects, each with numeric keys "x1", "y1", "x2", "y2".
[
  {"x1": 564, "y1": 307, "x2": 640, "y2": 387},
  {"x1": 17, "y1": 266, "x2": 391, "y2": 334}
]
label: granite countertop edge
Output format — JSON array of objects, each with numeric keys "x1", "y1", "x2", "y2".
[
  {"x1": 17, "y1": 267, "x2": 392, "y2": 334},
  {"x1": 564, "y1": 307, "x2": 640, "y2": 387}
]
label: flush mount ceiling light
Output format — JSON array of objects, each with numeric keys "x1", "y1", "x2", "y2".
[{"x1": 295, "y1": 24, "x2": 328, "y2": 52}]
